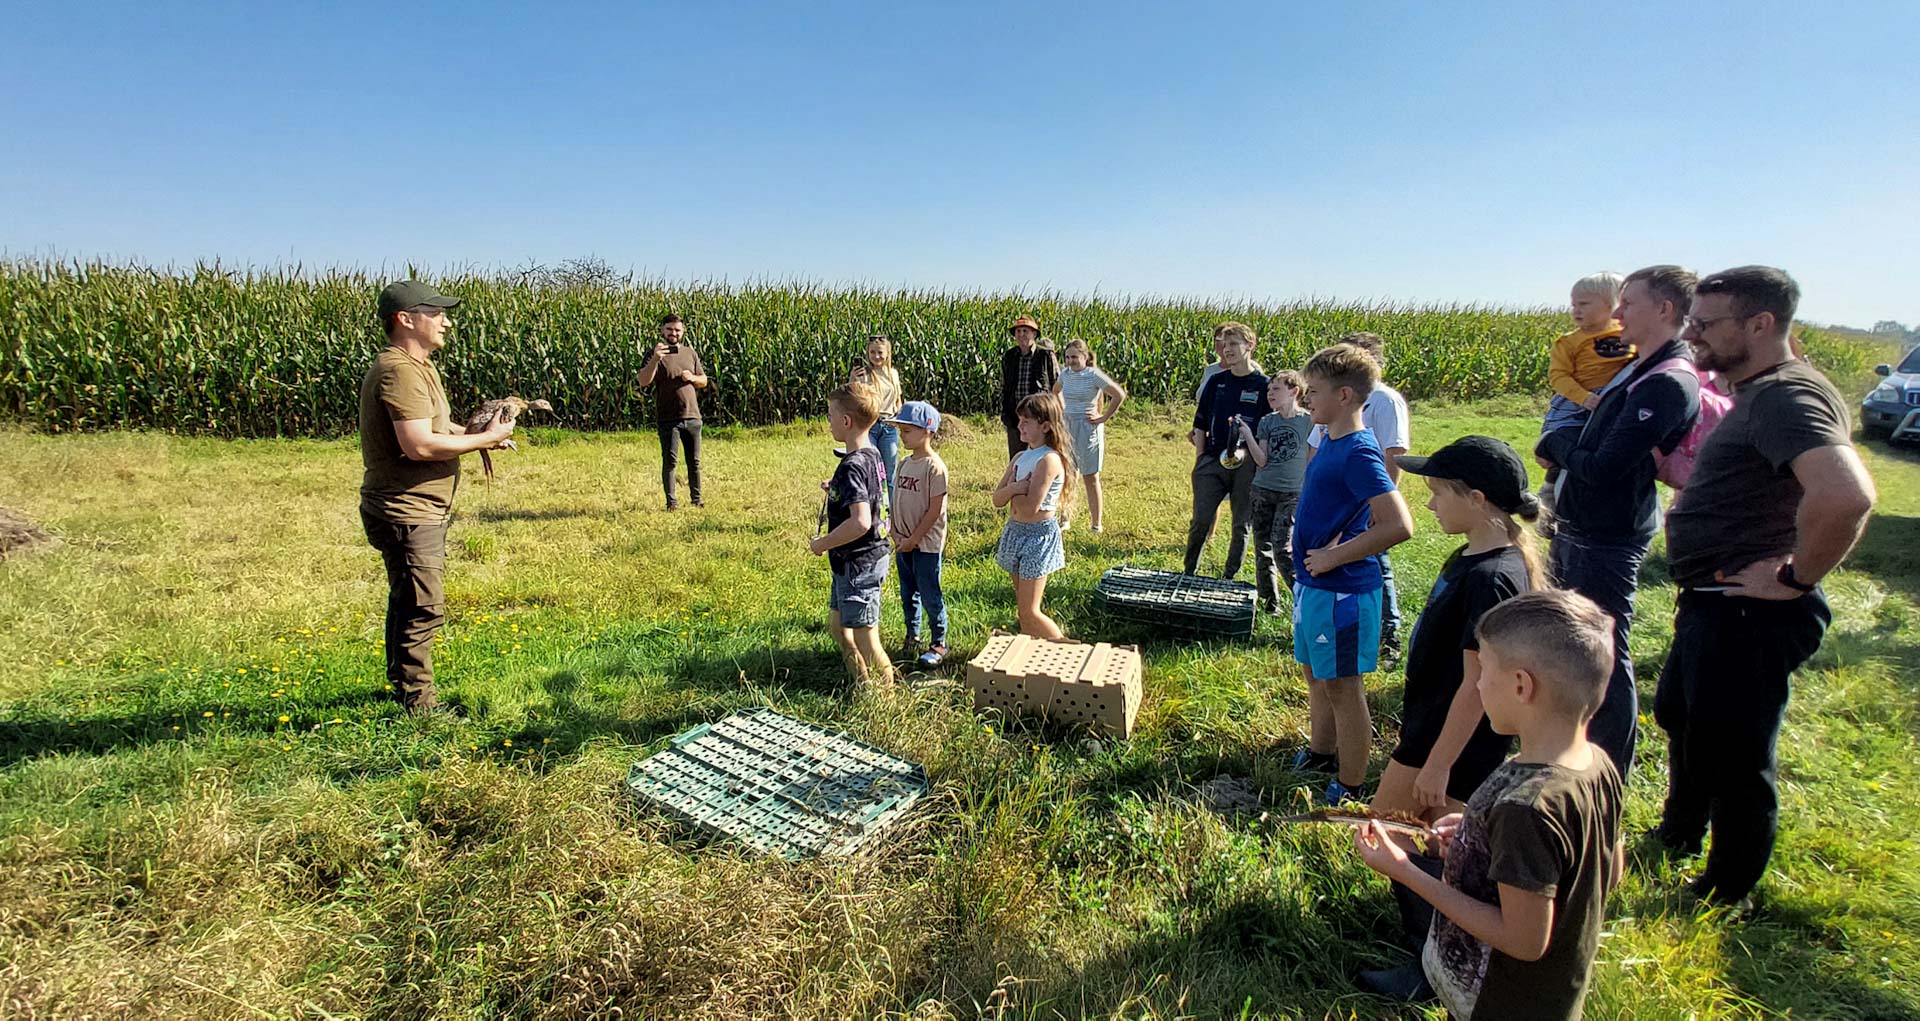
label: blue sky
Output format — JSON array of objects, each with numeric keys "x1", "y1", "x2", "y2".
[{"x1": 4, "y1": 2, "x2": 1916, "y2": 326}]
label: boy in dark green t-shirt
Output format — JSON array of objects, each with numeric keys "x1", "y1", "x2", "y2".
[{"x1": 1355, "y1": 589, "x2": 1625, "y2": 1020}]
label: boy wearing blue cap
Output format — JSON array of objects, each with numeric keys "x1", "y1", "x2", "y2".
[{"x1": 888, "y1": 401, "x2": 951, "y2": 668}]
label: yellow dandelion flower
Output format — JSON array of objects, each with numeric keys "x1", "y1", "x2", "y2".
[
  {"x1": 272, "y1": 666, "x2": 281, "y2": 673},
  {"x1": 236, "y1": 667, "x2": 247, "y2": 675},
  {"x1": 469, "y1": 744, "x2": 478, "y2": 751},
  {"x1": 282, "y1": 745, "x2": 292, "y2": 751},
  {"x1": 202, "y1": 711, "x2": 214, "y2": 718},
  {"x1": 278, "y1": 715, "x2": 290, "y2": 723},
  {"x1": 542, "y1": 738, "x2": 552, "y2": 745},
  {"x1": 503, "y1": 739, "x2": 513, "y2": 747},
  {"x1": 330, "y1": 718, "x2": 344, "y2": 724},
  {"x1": 171, "y1": 725, "x2": 180, "y2": 731},
  {"x1": 222, "y1": 713, "x2": 231, "y2": 718}
]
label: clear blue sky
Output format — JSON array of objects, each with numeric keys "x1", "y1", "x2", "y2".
[{"x1": 4, "y1": 2, "x2": 1916, "y2": 327}]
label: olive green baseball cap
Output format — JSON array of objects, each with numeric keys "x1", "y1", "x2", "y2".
[{"x1": 377, "y1": 280, "x2": 461, "y2": 318}]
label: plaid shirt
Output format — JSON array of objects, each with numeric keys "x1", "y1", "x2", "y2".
[{"x1": 999, "y1": 345, "x2": 1060, "y2": 423}]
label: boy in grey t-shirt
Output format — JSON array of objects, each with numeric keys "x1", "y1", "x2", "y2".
[{"x1": 1238, "y1": 371, "x2": 1314, "y2": 612}]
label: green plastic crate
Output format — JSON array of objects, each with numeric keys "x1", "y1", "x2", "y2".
[
  {"x1": 1094, "y1": 564, "x2": 1258, "y2": 637},
  {"x1": 625, "y1": 707, "x2": 928, "y2": 859}
]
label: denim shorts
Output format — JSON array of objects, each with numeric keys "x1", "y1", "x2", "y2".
[
  {"x1": 829, "y1": 554, "x2": 888, "y2": 628},
  {"x1": 995, "y1": 518, "x2": 1065, "y2": 579}
]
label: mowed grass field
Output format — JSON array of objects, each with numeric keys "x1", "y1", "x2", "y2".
[{"x1": 3, "y1": 398, "x2": 1918, "y2": 1019}]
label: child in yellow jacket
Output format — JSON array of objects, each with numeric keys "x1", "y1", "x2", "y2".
[
  {"x1": 1543, "y1": 272, "x2": 1633, "y2": 434},
  {"x1": 1539, "y1": 274, "x2": 1633, "y2": 525}
]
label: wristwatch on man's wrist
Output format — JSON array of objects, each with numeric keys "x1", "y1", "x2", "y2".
[{"x1": 1776, "y1": 562, "x2": 1816, "y2": 593}]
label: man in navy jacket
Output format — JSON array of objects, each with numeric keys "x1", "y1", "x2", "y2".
[{"x1": 1535, "y1": 265, "x2": 1702, "y2": 777}]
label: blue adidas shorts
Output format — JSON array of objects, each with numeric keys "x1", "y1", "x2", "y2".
[{"x1": 1292, "y1": 584, "x2": 1383, "y2": 679}]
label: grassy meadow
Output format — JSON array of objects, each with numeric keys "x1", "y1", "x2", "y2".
[{"x1": 3, "y1": 395, "x2": 1919, "y2": 1019}]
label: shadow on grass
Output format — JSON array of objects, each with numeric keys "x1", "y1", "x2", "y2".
[
  {"x1": 1011, "y1": 890, "x2": 1399, "y2": 1019},
  {"x1": 1720, "y1": 902, "x2": 1920, "y2": 1020},
  {"x1": 502, "y1": 626, "x2": 863, "y2": 761},
  {"x1": 0, "y1": 687, "x2": 389, "y2": 767}
]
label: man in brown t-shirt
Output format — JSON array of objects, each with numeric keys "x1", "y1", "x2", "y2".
[
  {"x1": 637, "y1": 313, "x2": 709, "y2": 509},
  {"x1": 1653, "y1": 266, "x2": 1876, "y2": 907},
  {"x1": 359, "y1": 280, "x2": 514, "y2": 714}
]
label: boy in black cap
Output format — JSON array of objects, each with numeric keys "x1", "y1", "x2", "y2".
[
  {"x1": 1354, "y1": 435, "x2": 1548, "y2": 1001},
  {"x1": 359, "y1": 280, "x2": 515, "y2": 715}
]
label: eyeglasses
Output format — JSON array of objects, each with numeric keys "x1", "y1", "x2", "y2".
[
  {"x1": 406, "y1": 306, "x2": 449, "y2": 320},
  {"x1": 1684, "y1": 313, "x2": 1747, "y2": 333}
]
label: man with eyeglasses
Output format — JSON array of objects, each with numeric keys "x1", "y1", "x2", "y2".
[
  {"x1": 359, "y1": 280, "x2": 515, "y2": 716},
  {"x1": 1534, "y1": 265, "x2": 1702, "y2": 776},
  {"x1": 1653, "y1": 266, "x2": 1874, "y2": 908}
]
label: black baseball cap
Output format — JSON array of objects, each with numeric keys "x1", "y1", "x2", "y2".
[
  {"x1": 377, "y1": 280, "x2": 461, "y2": 318},
  {"x1": 1397, "y1": 435, "x2": 1532, "y2": 514}
]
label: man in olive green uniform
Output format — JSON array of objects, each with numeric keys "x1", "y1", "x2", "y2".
[{"x1": 359, "y1": 280, "x2": 514, "y2": 714}]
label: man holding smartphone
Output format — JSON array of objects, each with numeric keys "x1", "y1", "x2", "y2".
[{"x1": 638, "y1": 313, "x2": 709, "y2": 509}]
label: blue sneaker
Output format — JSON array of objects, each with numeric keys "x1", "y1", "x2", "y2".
[
  {"x1": 1324, "y1": 778, "x2": 1369, "y2": 805},
  {"x1": 917, "y1": 644, "x2": 948, "y2": 668},
  {"x1": 1290, "y1": 748, "x2": 1339, "y2": 774}
]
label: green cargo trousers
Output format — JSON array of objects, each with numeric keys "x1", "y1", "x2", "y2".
[{"x1": 361, "y1": 510, "x2": 448, "y2": 711}]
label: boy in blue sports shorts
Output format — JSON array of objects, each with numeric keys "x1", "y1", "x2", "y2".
[{"x1": 1293, "y1": 342, "x2": 1415, "y2": 803}]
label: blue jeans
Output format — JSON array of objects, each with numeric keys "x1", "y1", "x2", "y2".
[
  {"x1": 1550, "y1": 528, "x2": 1651, "y2": 776},
  {"x1": 868, "y1": 422, "x2": 899, "y2": 506},
  {"x1": 1379, "y1": 550, "x2": 1404, "y2": 641},
  {"x1": 896, "y1": 550, "x2": 947, "y2": 645}
]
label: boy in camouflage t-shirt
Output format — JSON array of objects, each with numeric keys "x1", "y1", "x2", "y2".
[{"x1": 1355, "y1": 590, "x2": 1625, "y2": 1020}]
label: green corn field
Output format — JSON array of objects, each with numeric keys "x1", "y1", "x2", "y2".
[{"x1": 0, "y1": 260, "x2": 1873, "y2": 437}]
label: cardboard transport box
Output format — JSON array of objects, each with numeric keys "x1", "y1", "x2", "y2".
[{"x1": 965, "y1": 633, "x2": 1143, "y2": 738}]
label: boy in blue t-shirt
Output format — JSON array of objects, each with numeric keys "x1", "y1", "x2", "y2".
[{"x1": 1293, "y1": 342, "x2": 1415, "y2": 803}]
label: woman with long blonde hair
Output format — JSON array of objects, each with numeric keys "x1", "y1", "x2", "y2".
[
  {"x1": 992, "y1": 392, "x2": 1077, "y2": 639},
  {"x1": 849, "y1": 333, "x2": 904, "y2": 505}
]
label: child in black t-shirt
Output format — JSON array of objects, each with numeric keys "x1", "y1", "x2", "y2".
[
  {"x1": 1355, "y1": 436, "x2": 1547, "y2": 1002},
  {"x1": 808, "y1": 381, "x2": 894, "y2": 684},
  {"x1": 1376, "y1": 436, "x2": 1547, "y2": 819}
]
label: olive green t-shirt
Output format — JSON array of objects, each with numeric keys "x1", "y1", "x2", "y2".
[{"x1": 359, "y1": 347, "x2": 460, "y2": 523}]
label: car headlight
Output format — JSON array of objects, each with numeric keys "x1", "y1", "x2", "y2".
[{"x1": 1868, "y1": 383, "x2": 1901, "y2": 403}]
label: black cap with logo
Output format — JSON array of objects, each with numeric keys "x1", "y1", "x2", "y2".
[
  {"x1": 1397, "y1": 435, "x2": 1535, "y2": 515},
  {"x1": 377, "y1": 280, "x2": 461, "y2": 319}
]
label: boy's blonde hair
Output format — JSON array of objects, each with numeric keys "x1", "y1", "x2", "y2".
[
  {"x1": 1474, "y1": 589, "x2": 1614, "y2": 720},
  {"x1": 1061, "y1": 337, "x2": 1096, "y2": 366},
  {"x1": 1214, "y1": 321, "x2": 1258, "y2": 347},
  {"x1": 1571, "y1": 271, "x2": 1625, "y2": 305},
  {"x1": 828, "y1": 381, "x2": 882, "y2": 431},
  {"x1": 1302, "y1": 342, "x2": 1380, "y2": 400}
]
